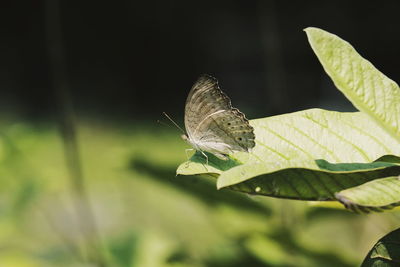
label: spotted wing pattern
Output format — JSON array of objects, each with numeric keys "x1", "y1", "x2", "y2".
[{"x1": 184, "y1": 75, "x2": 255, "y2": 157}]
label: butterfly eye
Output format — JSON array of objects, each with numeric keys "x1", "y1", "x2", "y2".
[
  {"x1": 238, "y1": 137, "x2": 242, "y2": 141},
  {"x1": 227, "y1": 122, "x2": 231, "y2": 126}
]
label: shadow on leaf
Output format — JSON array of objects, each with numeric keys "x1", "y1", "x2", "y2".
[{"x1": 189, "y1": 151, "x2": 243, "y2": 172}]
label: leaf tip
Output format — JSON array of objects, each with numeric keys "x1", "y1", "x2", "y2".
[
  {"x1": 303, "y1": 27, "x2": 322, "y2": 35},
  {"x1": 303, "y1": 26, "x2": 317, "y2": 32},
  {"x1": 216, "y1": 177, "x2": 231, "y2": 190}
]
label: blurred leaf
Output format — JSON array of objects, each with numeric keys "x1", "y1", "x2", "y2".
[
  {"x1": 12, "y1": 179, "x2": 39, "y2": 217},
  {"x1": 362, "y1": 228, "x2": 400, "y2": 266},
  {"x1": 244, "y1": 234, "x2": 290, "y2": 265},
  {"x1": 305, "y1": 27, "x2": 400, "y2": 139},
  {"x1": 307, "y1": 201, "x2": 346, "y2": 210},
  {"x1": 131, "y1": 157, "x2": 271, "y2": 215},
  {"x1": 109, "y1": 233, "x2": 138, "y2": 267},
  {"x1": 134, "y1": 233, "x2": 177, "y2": 267},
  {"x1": 244, "y1": 230, "x2": 355, "y2": 267}
]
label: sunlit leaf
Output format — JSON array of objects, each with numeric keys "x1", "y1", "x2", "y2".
[
  {"x1": 305, "y1": 27, "x2": 400, "y2": 139},
  {"x1": 335, "y1": 176, "x2": 400, "y2": 213},
  {"x1": 177, "y1": 109, "x2": 400, "y2": 201},
  {"x1": 177, "y1": 28, "x2": 400, "y2": 212}
]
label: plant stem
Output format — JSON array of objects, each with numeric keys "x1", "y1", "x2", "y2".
[{"x1": 44, "y1": 0, "x2": 107, "y2": 265}]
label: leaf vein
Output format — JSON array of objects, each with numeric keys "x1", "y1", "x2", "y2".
[
  {"x1": 293, "y1": 169, "x2": 320, "y2": 197},
  {"x1": 258, "y1": 126, "x2": 314, "y2": 160},
  {"x1": 323, "y1": 172, "x2": 346, "y2": 191},
  {"x1": 278, "y1": 120, "x2": 340, "y2": 162},
  {"x1": 340, "y1": 120, "x2": 392, "y2": 154},
  {"x1": 309, "y1": 171, "x2": 335, "y2": 198},
  {"x1": 255, "y1": 140, "x2": 290, "y2": 161},
  {"x1": 277, "y1": 172, "x2": 302, "y2": 198},
  {"x1": 302, "y1": 116, "x2": 371, "y2": 161}
]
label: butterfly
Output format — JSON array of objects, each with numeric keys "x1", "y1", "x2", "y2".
[{"x1": 182, "y1": 74, "x2": 255, "y2": 162}]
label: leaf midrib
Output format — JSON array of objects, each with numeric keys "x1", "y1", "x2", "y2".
[{"x1": 306, "y1": 28, "x2": 400, "y2": 142}]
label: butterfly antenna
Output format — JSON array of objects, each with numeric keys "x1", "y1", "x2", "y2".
[
  {"x1": 157, "y1": 119, "x2": 174, "y2": 128},
  {"x1": 162, "y1": 112, "x2": 185, "y2": 134}
]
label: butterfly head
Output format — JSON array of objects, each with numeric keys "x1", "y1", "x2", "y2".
[{"x1": 182, "y1": 134, "x2": 195, "y2": 147}]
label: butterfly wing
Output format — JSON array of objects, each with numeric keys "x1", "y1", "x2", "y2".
[
  {"x1": 184, "y1": 75, "x2": 231, "y2": 135},
  {"x1": 184, "y1": 75, "x2": 255, "y2": 156}
]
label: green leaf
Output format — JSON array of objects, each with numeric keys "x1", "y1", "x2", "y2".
[
  {"x1": 176, "y1": 28, "x2": 400, "y2": 211},
  {"x1": 305, "y1": 27, "x2": 400, "y2": 139},
  {"x1": 109, "y1": 233, "x2": 138, "y2": 267},
  {"x1": 176, "y1": 151, "x2": 241, "y2": 177},
  {"x1": 375, "y1": 155, "x2": 400, "y2": 164},
  {"x1": 178, "y1": 109, "x2": 400, "y2": 175},
  {"x1": 244, "y1": 235, "x2": 289, "y2": 265},
  {"x1": 335, "y1": 176, "x2": 400, "y2": 213},
  {"x1": 219, "y1": 162, "x2": 400, "y2": 201},
  {"x1": 361, "y1": 228, "x2": 400, "y2": 266},
  {"x1": 177, "y1": 109, "x2": 400, "y2": 201},
  {"x1": 316, "y1": 159, "x2": 396, "y2": 172}
]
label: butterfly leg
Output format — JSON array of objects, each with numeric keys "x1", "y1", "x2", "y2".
[
  {"x1": 200, "y1": 150, "x2": 209, "y2": 166},
  {"x1": 184, "y1": 149, "x2": 194, "y2": 169}
]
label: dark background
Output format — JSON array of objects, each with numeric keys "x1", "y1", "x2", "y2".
[{"x1": 2, "y1": 0, "x2": 399, "y2": 120}]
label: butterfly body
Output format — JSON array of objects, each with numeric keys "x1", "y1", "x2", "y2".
[
  {"x1": 183, "y1": 75, "x2": 255, "y2": 160},
  {"x1": 182, "y1": 133, "x2": 233, "y2": 160}
]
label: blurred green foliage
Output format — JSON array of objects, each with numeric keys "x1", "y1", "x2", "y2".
[{"x1": 0, "y1": 117, "x2": 399, "y2": 266}]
